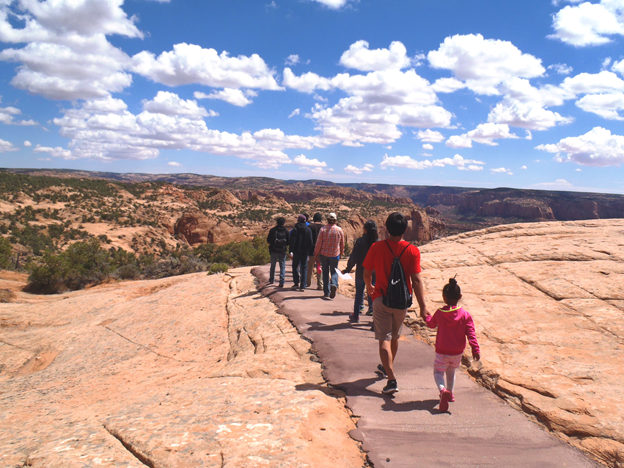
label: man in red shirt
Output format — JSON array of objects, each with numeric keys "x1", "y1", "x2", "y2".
[{"x1": 363, "y1": 212, "x2": 429, "y2": 394}]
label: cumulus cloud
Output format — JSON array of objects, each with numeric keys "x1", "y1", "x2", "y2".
[
  {"x1": 446, "y1": 123, "x2": 519, "y2": 147},
  {"x1": 560, "y1": 71, "x2": 624, "y2": 95},
  {"x1": 416, "y1": 129, "x2": 446, "y2": 142},
  {"x1": 428, "y1": 34, "x2": 545, "y2": 95},
  {"x1": 286, "y1": 54, "x2": 300, "y2": 66},
  {"x1": 33, "y1": 144, "x2": 74, "y2": 159},
  {"x1": 531, "y1": 179, "x2": 574, "y2": 189},
  {"x1": 143, "y1": 91, "x2": 212, "y2": 118},
  {"x1": 549, "y1": 0, "x2": 624, "y2": 46},
  {"x1": 312, "y1": 0, "x2": 350, "y2": 9},
  {"x1": 614, "y1": 59, "x2": 624, "y2": 75},
  {"x1": 0, "y1": 139, "x2": 18, "y2": 153},
  {"x1": 344, "y1": 163, "x2": 374, "y2": 174},
  {"x1": 536, "y1": 127, "x2": 624, "y2": 166},
  {"x1": 168, "y1": 161, "x2": 182, "y2": 167},
  {"x1": 24, "y1": 141, "x2": 32, "y2": 147},
  {"x1": 575, "y1": 92, "x2": 624, "y2": 119},
  {"x1": 430, "y1": 77, "x2": 466, "y2": 93},
  {"x1": 132, "y1": 43, "x2": 282, "y2": 90},
  {"x1": 491, "y1": 167, "x2": 513, "y2": 175},
  {"x1": 292, "y1": 154, "x2": 327, "y2": 167},
  {"x1": 194, "y1": 89, "x2": 256, "y2": 107},
  {"x1": 0, "y1": 101, "x2": 38, "y2": 126},
  {"x1": 339, "y1": 41, "x2": 413, "y2": 71},
  {"x1": 548, "y1": 63, "x2": 573, "y2": 75},
  {"x1": 380, "y1": 153, "x2": 484, "y2": 171},
  {"x1": 288, "y1": 108, "x2": 301, "y2": 118},
  {"x1": 422, "y1": 143, "x2": 434, "y2": 150},
  {"x1": 282, "y1": 68, "x2": 333, "y2": 93}
]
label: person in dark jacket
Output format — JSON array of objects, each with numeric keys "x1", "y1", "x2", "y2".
[
  {"x1": 342, "y1": 220, "x2": 378, "y2": 323},
  {"x1": 289, "y1": 214, "x2": 313, "y2": 291},
  {"x1": 306, "y1": 212, "x2": 323, "y2": 289},
  {"x1": 267, "y1": 217, "x2": 289, "y2": 287}
]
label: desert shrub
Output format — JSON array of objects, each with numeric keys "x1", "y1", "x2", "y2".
[
  {"x1": 115, "y1": 263, "x2": 141, "y2": 280},
  {"x1": 208, "y1": 263, "x2": 229, "y2": 275},
  {"x1": 26, "y1": 238, "x2": 113, "y2": 293},
  {"x1": 0, "y1": 237, "x2": 12, "y2": 269},
  {"x1": 142, "y1": 254, "x2": 207, "y2": 279},
  {"x1": 194, "y1": 237, "x2": 270, "y2": 267}
]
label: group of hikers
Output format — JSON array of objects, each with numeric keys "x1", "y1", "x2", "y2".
[{"x1": 267, "y1": 212, "x2": 480, "y2": 412}]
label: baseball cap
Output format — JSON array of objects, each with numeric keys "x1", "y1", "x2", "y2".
[
  {"x1": 327, "y1": 212, "x2": 337, "y2": 220},
  {"x1": 297, "y1": 214, "x2": 306, "y2": 222}
]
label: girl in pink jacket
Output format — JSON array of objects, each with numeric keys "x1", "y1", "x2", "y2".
[{"x1": 422, "y1": 277, "x2": 480, "y2": 412}]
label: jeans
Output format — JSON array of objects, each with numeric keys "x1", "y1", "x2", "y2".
[
  {"x1": 269, "y1": 252, "x2": 286, "y2": 284},
  {"x1": 306, "y1": 255, "x2": 321, "y2": 288},
  {"x1": 353, "y1": 278, "x2": 372, "y2": 319},
  {"x1": 319, "y1": 255, "x2": 339, "y2": 297},
  {"x1": 292, "y1": 254, "x2": 308, "y2": 288}
]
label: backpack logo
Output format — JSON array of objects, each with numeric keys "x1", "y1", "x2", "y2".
[{"x1": 383, "y1": 241, "x2": 413, "y2": 310}]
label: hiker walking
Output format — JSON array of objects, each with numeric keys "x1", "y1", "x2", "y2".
[
  {"x1": 363, "y1": 212, "x2": 428, "y2": 394},
  {"x1": 289, "y1": 214, "x2": 313, "y2": 291},
  {"x1": 267, "y1": 217, "x2": 289, "y2": 287},
  {"x1": 314, "y1": 212, "x2": 345, "y2": 299},
  {"x1": 342, "y1": 220, "x2": 378, "y2": 323},
  {"x1": 307, "y1": 213, "x2": 323, "y2": 290},
  {"x1": 422, "y1": 277, "x2": 480, "y2": 412}
]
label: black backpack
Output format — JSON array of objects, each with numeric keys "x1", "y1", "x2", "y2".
[
  {"x1": 274, "y1": 228, "x2": 288, "y2": 249},
  {"x1": 382, "y1": 241, "x2": 413, "y2": 310}
]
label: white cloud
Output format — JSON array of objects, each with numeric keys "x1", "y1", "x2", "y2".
[
  {"x1": 0, "y1": 139, "x2": 18, "y2": 153},
  {"x1": 561, "y1": 71, "x2": 624, "y2": 95},
  {"x1": 536, "y1": 127, "x2": 624, "y2": 166},
  {"x1": 282, "y1": 68, "x2": 333, "y2": 93},
  {"x1": 143, "y1": 91, "x2": 211, "y2": 118},
  {"x1": 446, "y1": 123, "x2": 519, "y2": 148},
  {"x1": 293, "y1": 154, "x2": 327, "y2": 167},
  {"x1": 549, "y1": 0, "x2": 624, "y2": 46},
  {"x1": 422, "y1": 143, "x2": 434, "y2": 150},
  {"x1": 575, "y1": 92, "x2": 624, "y2": 119},
  {"x1": 521, "y1": 165, "x2": 528, "y2": 169},
  {"x1": 24, "y1": 141, "x2": 32, "y2": 147},
  {"x1": 132, "y1": 43, "x2": 282, "y2": 90},
  {"x1": 602, "y1": 57, "x2": 613, "y2": 70},
  {"x1": 491, "y1": 167, "x2": 513, "y2": 175},
  {"x1": 168, "y1": 161, "x2": 182, "y2": 167},
  {"x1": 288, "y1": 108, "x2": 301, "y2": 118},
  {"x1": 0, "y1": 101, "x2": 38, "y2": 126},
  {"x1": 428, "y1": 34, "x2": 545, "y2": 95},
  {"x1": 285, "y1": 54, "x2": 300, "y2": 66},
  {"x1": 614, "y1": 59, "x2": 624, "y2": 76},
  {"x1": 430, "y1": 77, "x2": 466, "y2": 93},
  {"x1": 194, "y1": 88, "x2": 256, "y2": 107},
  {"x1": 416, "y1": 129, "x2": 445, "y2": 142},
  {"x1": 531, "y1": 179, "x2": 574, "y2": 189},
  {"x1": 380, "y1": 153, "x2": 484, "y2": 171},
  {"x1": 339, "y1": 41, "x2": 413, "y2": 71},
  {"x1": 548, "y1": 63, "x2": 573, "y2": 75},
  {"x1": 344, "y1": 163, "x2": 374, "y2": 174},
  {"x1": 33, "y1": 144, "x2": 74, "y2": 159},
  {"x1": 312, "y1": 0, "x2": 350, "y2": 9}
]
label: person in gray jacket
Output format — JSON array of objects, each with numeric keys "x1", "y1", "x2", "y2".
[{"x1": 289, "y1": 214, "x2": 313, "y2": 291}]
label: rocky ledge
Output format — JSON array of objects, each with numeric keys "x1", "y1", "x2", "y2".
[
  {"x1": 410, "y1": 219, "x2": 624, "y2": 467},
  {"x1": 0, "y1": 269, "x2": 364, "y2": 467}
]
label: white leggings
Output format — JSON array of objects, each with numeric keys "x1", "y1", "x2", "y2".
[{"x1": 434, "y1": 368, "x2": 456, "y2": 393}]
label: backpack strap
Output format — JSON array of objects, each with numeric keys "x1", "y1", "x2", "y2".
[{"x1": 385, "y1": 240, "x2": 410, "y2": 259}]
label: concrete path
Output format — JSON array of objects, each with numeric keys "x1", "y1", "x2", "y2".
[{"x1": 252, "y1": 265, "x2": 599, "y2": 468}]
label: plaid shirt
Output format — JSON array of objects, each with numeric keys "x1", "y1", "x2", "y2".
[{"x1": 314, "y1": 224, "x2": 345, "y2": 258}]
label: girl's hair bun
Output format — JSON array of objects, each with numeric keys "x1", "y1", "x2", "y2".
[{"x1": 448, "y1": 277, "x2": 457, "y2": 286}]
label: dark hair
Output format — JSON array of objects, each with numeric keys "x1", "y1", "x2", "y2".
[
  {"x1": 303, "y1": 213, "x2": 309, "y2": 221},
  {"x1": 443, "y1": 277, "x2": 461, "y2": 305},
  {"x1": 363, "y1": 220, "x2": 378, "y2": 247},
  {"x1": 385, "y1": 212, "x2": 407, "y2": 237},
  {"x1": 313, "y1": 212, "x2": 322, "y2": 222},
  {"x1": 276, "y1": 217, "x2": 286, "y2": 227}
]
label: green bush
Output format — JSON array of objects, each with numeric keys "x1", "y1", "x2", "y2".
[
  {"x1": 0, "y1": 237, "x2": 12, "y2": 269},
  {"x1": 194, "y1": 237, "x2": 270, "y2": 267},
  {"x1": 208, "y1": 263, "x2": 229, "y2": 275}
]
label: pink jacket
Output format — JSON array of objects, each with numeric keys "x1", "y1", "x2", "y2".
[{"x1": 425, "y1": 305, "x2": 480, "y2": 356}]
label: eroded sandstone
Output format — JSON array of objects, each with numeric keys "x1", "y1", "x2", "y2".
[{"x1": 0, "y1": 269, "x2": 364, "y2": 467}]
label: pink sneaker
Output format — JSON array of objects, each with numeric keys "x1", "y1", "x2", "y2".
[
  {"x1": 439, "y1": 389, "x2": 452, "y2": 412},
  {"x1": 449, "y1": 392, "x2": 455, "y2": 402}
]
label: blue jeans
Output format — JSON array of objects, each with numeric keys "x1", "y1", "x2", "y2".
[
  {"x1": 319, "y1": 255, "x2": 339, "y2": 296},
  {"x1": 353, "y1": 278, "x2": 373, "y2": 319},
  {"x1": 292, "y1": 254, "x2": 308, "y2": 288},
  {"x1": 269, "y1": 252, "x2": 286, "y2": 284}
]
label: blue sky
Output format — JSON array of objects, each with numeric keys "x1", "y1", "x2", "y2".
[{"x1": 1, "y1": 0, "x2": 624, "y2": 193}]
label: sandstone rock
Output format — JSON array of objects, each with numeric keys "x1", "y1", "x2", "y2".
[
  {"x1": 0, "y1": 269, "x2": 364, "y2": 467},
  {"x1": 477, "y1": 198, "x2": 556, "y2": 220},
  {"x1": 410, "y1": 219, "x2": 624, "y2": 467}
]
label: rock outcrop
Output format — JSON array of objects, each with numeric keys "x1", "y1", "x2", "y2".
[
  {"x1": 477, "y1": 198, "x2": 555, "y2": 220},
  {"x1": 0, "y1": 269, "x2": 365, "y2": 467},
  {"x1": 410, "y1": 219, "x2": 624, "y2": 467}
]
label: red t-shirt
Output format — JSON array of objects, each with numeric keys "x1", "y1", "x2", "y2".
[{"x1": 362, "y1": 239, "x2": 421, "y2": 302}]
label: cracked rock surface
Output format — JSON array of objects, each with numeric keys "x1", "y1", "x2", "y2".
[
  {"x1": 0, "y1": 268, "x2": 364, "y2": 467},
  {"x1": 409, "y1": 219, "x2": 624, "y2": 467}
]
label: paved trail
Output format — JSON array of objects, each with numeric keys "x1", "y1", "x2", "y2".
[{"x1": 253, "y1": 265, "x2": 598, "y2": 468}]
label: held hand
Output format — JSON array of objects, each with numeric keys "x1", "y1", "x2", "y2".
[
  {"x1": 472, "y1": 351, "x2": 480, "y2": 361},
  {"x1": 341, "y1": 269, "x2": 347, "y2": 275}
]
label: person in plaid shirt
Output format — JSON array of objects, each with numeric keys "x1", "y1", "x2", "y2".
[{"x1": 314, "y1": 212, "x2": 345, "y2": 299}]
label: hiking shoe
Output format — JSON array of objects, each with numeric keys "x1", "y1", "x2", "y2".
[
  {"x1": 278, "y1": 283, "x2": 284, "y2": 288},
  {"x1": 316, "y1": 285, "x2": 323, "y2": 290},
  {"x1": 377, "y1": 364, "x2": 387, "y2": 377},
  {"x1": 382, "y1": 379, "x2": 398, "y2": 395},
  {"x1": 330, "y1": 284, "x2": 337, "y2": 298},
  {"x1": 298, "y1": 288, "x2": 305, "y2": 292},
  {"x1": 348, "y1": 313, "x2": 359, "y2": 323},
  {"x1": 291, "y1": 284, "x2": 299, "y2": 289},
  {"x1": 365, "y1": 309, "x2": 373, "y2": 316},
  {"x1": 268, "y1": 280, "x2": 274, "y2": 285},
  {"x1": 439, "y1": 389, "x2": 452, "y2": 412}
]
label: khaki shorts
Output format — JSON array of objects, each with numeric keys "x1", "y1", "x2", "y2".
[{"x1": 373, "y1": 297, "x2": 407, "y2": 341}]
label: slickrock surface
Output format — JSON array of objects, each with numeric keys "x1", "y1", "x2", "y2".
[
  {"x1": 411, "y1": 219, "x2": 624, "y2": 467},
  {"x1": 0, "y1": 269, "x2": 364, "y2": 467}
]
